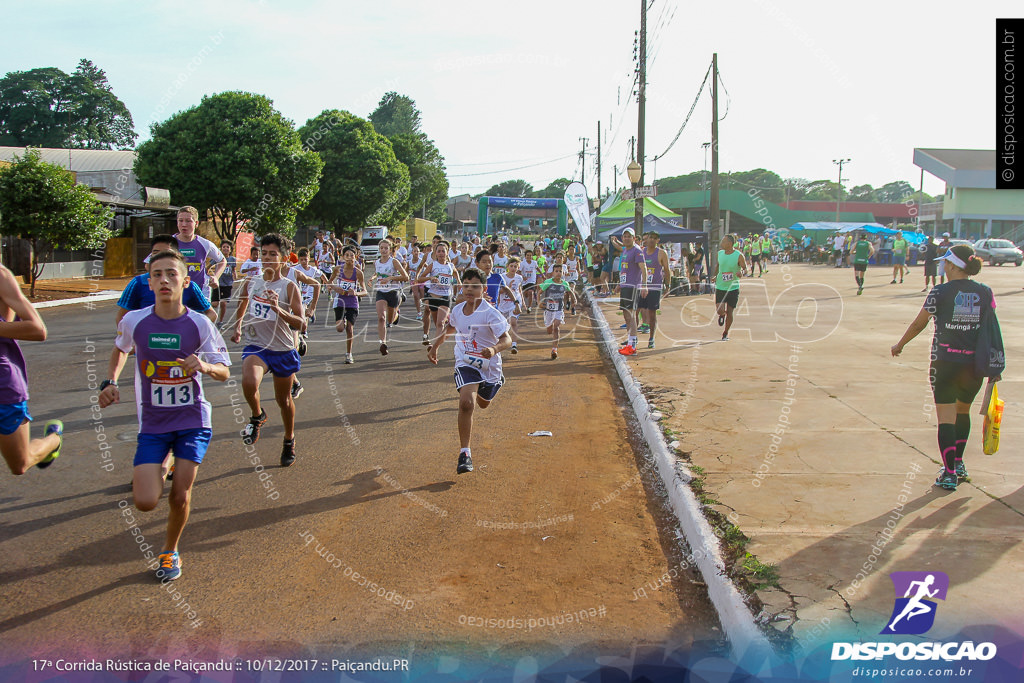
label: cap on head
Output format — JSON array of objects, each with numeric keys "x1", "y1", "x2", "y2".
[{"x1": 622, "y1": 228, "x2": 636, "y2": 237}]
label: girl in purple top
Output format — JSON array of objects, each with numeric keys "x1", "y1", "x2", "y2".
[
  {"x1": 329, "y1": 246, "x2": 368, "y2": 364},
  {"x1": 0, "y1": 264, "x2": 63, "y2": 475}
]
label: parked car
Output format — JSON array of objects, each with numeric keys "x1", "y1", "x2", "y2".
[{"x1": 973, "y1": 238, "x2": 1023, "y2": 266}]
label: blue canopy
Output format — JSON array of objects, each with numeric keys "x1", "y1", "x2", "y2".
[{"x1": 786, "y1": 222, "x2": 925, "y2": 244}]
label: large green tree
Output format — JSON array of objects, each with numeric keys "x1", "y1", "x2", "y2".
[
  {"x1": 134, "y1": 91, "x2": 323, "y2": 241},
  {"x1": 0, "y1": 59, "x2": 136, "y2": 149},
  {"x1": 0, "y1": 150, "x2": 114, "y2": 295},
  {"x1": 368, "y1": 93, "x2": 448, "y2": 223},
  {"x1": 533, "y1": 177, "x2": 572, "y2": 198},
  {"x1": 482, "y1": 179, "x2": 533, "y2": 198},
  {"x1": 298, "y1": 109, "x2": 410, "y2": 230}
]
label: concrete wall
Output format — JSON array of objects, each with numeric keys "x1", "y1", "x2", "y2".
[
  {"x1": 944, "y1": 188, "x2": 1024, "y2": 219},
  {"x1": 38, "y1": 261, "x2": 101, "y2": 279}
]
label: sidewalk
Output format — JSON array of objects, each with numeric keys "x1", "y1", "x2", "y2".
[{"x1": 594, "y1": 262, "x2": 1023, "y2": 644}]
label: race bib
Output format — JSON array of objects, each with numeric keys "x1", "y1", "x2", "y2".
[
  {"x1": 619, "y1": 271, "x2": 626, "y2": 284},
  {"x1": 249, "y1": 295, "x2": 278, "y2": 322},
  {"x1": 545, "y1": 301, "x2": 561, "y2": 312},
  {"x1": 722, "y1": 273, "x2": 735, "y2": 282},
  {"x1": 437, "y1": 274, "x2": 452, "y2": 287},
  {"x1": 147, "y1": 361, "x2": 195, "y2": 408},
  {"x1": 337, "y1": 280, "x2": 356, "y2": 292},
  {"x1": 646, "y1": 273, "x2": 654, "y2": 284},
  {"x1": 458, "y1": 348, "x2": 491, "y2": 372}
]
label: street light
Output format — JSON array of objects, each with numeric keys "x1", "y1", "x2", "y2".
[
  {"x1": 627, "y1": 160, "x2": 642, "y2": 235},
  {"x1": 832, "y1": 158, "x2": 850, "y2": 222}
]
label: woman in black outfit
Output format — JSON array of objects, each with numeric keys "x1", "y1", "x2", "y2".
[{"x1": 891, "y1": 244, "x2": 1002, "y2": 491}]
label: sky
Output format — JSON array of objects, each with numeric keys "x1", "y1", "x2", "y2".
[{"x1": 2, "y1": 0, "x2": 1015, "y2": 200}]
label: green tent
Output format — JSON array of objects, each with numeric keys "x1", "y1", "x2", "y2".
[{"x1": 595, "y1": 196, "x2": 683, "y2": 227}]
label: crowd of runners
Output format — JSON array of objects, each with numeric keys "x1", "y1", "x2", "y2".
[{"x1": 0, "y1": 204, "x2": 1005, "y2": 583}]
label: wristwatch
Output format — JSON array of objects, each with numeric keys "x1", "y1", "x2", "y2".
[{"x1": 99, "y1": 380, "x2": 117, "y2": 391}]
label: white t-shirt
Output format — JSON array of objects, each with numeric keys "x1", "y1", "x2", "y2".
[
  {"x1": 240, "y1": 259, "x2": 261, "y2": 278},
  {"x1": 292, "y1": 263, "x2": 324, "y2": 302},
  {"x1": 395, "y1": 246, "x2": 408, "y2": 263},
  {"x1": 833, "y1": 235, "x2": 845, "y2": 250},
  {"x1": 564, "y1": 258, "x2": 580, "y2": 282},
  {"x1": 497, "y1": 273, "x2": 523, "y2": 312},
  {"x1": 521, "y1": 259, "x2": 540, "y2": 284},
  {"x1": 493, "y1": 254, "x2": 509, "y2": 275},
  {"x1": 449, "y1": 300, "x2": 509, "y2": 383},
  {"x1": 428, "y1": 261, "x2": 456, "y2": 297},
  {"x1": 375, "y1": 257, "x2": 401, "y2": 292}
]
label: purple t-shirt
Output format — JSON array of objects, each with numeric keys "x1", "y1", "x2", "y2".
[
  {"x1": 115, "y1": 306, "x2": 231, "y2": 434},
  {"x1": 619, "y1": 245, "x2": 646, "y2": 287},
  {"x1": 174, "y1": 234, "x2": 224, "y2": 293},
  {"x1": 0, "y1": 312, "x2": 29, "y2": 404}
]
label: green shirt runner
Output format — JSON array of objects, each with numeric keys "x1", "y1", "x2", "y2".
[
  {"x1": 854, "y1": 239, "x2": 873, "y2": 265},
  {"x1": 716, "y1": 249, "x2": 742, "y2": 291}
]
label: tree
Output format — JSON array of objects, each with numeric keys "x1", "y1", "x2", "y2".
[
  {"x1": 874, "y1": 181, "x2": 915, "y2": 203},
  {"x1": 0, "y1": 60, "x2": 136, "y2": 149},
  {"x1": 298, "y1": 109, "x2": 410, "y2": 230},
  {"x1": 369, "y1": 92, "x2": 422, "y2": 138},
  {"x1": 847, "y1": 184, "x2": 875, "y2": 201},
  {"x1": 534, "y1": 177, "x2": 572, "y2": 198},
  {"x1": 134, "y1": 91, "x2": 323, "y2": 242},
  {"x1": 482, "y1": 179, "x2": 533, "y2": 198},
  {"x1": 0, "y1": 150, "x2": 114, "y2": 295},
  {"x1": 369, "y1": 93, "x2": 449, "y2": 223}
]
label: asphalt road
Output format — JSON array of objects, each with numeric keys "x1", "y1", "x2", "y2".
[{"x1": 0, "y1": 295, "x2": 720, "y2": 665}]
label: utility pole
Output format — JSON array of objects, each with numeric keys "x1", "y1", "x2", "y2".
[
  {"x1": 630, "y1": 135, "x2": 636, "y2": 161},
  {"x1": 637, "y1": 0, "x2": 647, "y2": 185},
  {"x1": 710, "y1": 53, "x2": 720, "y2": 257},
  {"x1": 614, "y1": 164, "x2": 618, "y2": 195},
  {"x1": 596, "y1": 120, "x2": 602, "y2": 203},
  {"x1": 832, "y1": 158, "x2": 850, "y2": 221},
  {"x1": 579, "y1": 137, "x2": 589, "y2": 187}
]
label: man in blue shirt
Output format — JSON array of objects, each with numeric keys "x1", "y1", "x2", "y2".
[{"x1": 116, "y1": 235, "x2": 217, "y2": 325}]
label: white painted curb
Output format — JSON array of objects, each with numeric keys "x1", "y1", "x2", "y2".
[
  {"x1": 34, "y1": 292, "x2": 121, "y2": 309},
  {"x1": 589, "y1": 296, "x2": 773, "y2": 658}
]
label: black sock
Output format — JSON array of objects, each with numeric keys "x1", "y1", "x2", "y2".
[
  {"x1": 955, "y1": 413, "x2": 971, "y2": 461},
  {"x1": 938, "y1": 423, "x2": 957, "y2": 473}
]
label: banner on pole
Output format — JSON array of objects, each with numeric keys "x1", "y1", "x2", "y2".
[{"x1": 563, "y1": 182, "x2": 591, "y2": 240}]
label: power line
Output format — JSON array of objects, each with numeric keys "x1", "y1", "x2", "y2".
[
  {"x1": 718, "y1": 68, "x2": 731, "y2": 122},
  {"x1": 446, "y1": 153, "x2": 577, "y2": 177},
  {"x1": 651, "y1": 61, "x2": 712, "y2": 162}
]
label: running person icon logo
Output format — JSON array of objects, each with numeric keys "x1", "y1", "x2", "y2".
[{"x1": 881, "y1": 571, "x2": 949, "y2": 634}]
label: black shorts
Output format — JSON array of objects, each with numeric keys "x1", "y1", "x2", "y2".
[
  {"x1": 375, "y1": 290, "x2": 400, "y2": 308},
  {"x1": 751, "y1": 254, "x2": 761, "y2": 263},
  {"x1": 619, "y1": 285, "x2": 638, "y2": 310},
  {"x1": 930, "y1": 360, "x2": 983, "y2": 405},
  {"x1": 427, "y1": 296, "x2": 451, "y2": 311},
  {"x1": 210, "y1": 285, "x2": 232, "y2": 303},
  {"x1": 715, "y1": 288, "x2": 739, "y2": 308},
  {"x1": 334, "y1": 306, "x2": 358, "y2": 324},
  {"x1": 924, "y1": 262, "x2": 937, "y2": 277},
  {"x1": 854, "y1": 263, "x2": 867, "y2": 273},
  {"x1": 591, "y1": 267, "x2": 603, "y2": 279},
  {"x1": 638, "y1": 288, "x2": 662, "y2": 311},
  {"x1": 454, "y1": 366, "x2": 504, "y2": 401},
  {"x1": 522, "y1": 282, "x2": 537, "y2": 292}
]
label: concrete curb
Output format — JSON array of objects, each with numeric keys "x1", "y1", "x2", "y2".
[
  {"x1": 33, "y1": 292, "x2": 121, "y2": 309},
  {"x1": 589, "y1": 295, "x2": 773, "y2": 658}
]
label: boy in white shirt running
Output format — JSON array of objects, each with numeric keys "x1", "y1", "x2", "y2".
[
  {"x1": 496, "y1": 257, "x2": 524, "y2": 354},
  {"x1": 427, "y1": 267, "x2": 512, "y2": 475},
  {"x1": 538, "y1": 263, "x2": 577, "y2": 359}
]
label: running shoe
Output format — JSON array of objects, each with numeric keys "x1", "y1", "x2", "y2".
[
  {"x1": 309, "y1": 313, "x2": 316, "y2": 325},
  {"x1": 242, "y1": 409, "x2": 267, "y2": 445},
  {"x1": 934, "y1": 470, "x2": 958, "y2": 490},
  {"x1": 857, "y1": 287, "x2": 863, "y2": 296},
  {"x1": 511, "y1": 343, "x2": 518, "y2": 355},
  {"x1": 281, "y1": 438, "x2": 296, "y2": 467},
  {"x1": 890, "y1": 279, "x2": 897, "y2": 284},
  {"x1": 291, "y1": 379, "x2": 304, "y2": 399},
  {"x1": 298, "y1": 337, "x2": 307, "y2": 356},
  {"x1": 648, "y1": 340, "x2": 655, "y2": 349},
  {"x1": 638, "y1": 324, "x2": 650, "y2": 333},
  {"x1": 551, "y1": 348, "x2": 558, "y2": 359},
  {"x1": 571, "y1": 307, "x2": 577, "y2": 315},
  {"x1": 422, "y1": 335, "x2": 429, "y2": 346},
  {"x1": 900, "y1": 278, "x2": 904, "y2": 284},
  {"x1": 155, "y1": 551, "x2": 182, "y2": 581},
  {"x1": 36, "y1": 420, "x2": 63, "y2": 469},
  {"x1": 718, "y1": 315, "x2": 725, "y2": 326},
  {"x1": 166, "y1": 464, "x2": 175, "y2": 481},
  {"x1": 618, "y1": 345, "x2": 636, "y2": 356},
  {"x1": 380, "y1": 342, "x2": 389, "y2": 356},
  {"x1": 416, "y1": 312, "x2": 423, "y2": 321},
  {"x1": 955, "y1": 461, "x2": 969, "y2": 479},
  {"x1": 457, "y1": 452, "x2": 474, "y2": 474},
  {"x1": 344, "y1": 353, "x2": 354, "y2": 364},
  {"x1": 619, "y1": 323, "x2": 628, "y2": 329},
  {"x1": 721, "y1": 334, "x2": 730, "y2": 341}
]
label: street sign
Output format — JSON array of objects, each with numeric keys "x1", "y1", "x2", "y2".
[{"x1": 621, "y1": 185, "x2": 658, "y2": 200}]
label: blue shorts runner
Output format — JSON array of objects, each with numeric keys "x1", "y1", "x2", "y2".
[
  {"x1": 894, "y1": 254, "x2": 906, "y2": 265},
  {"x1": 134, "y1": 428, "x2": 213, "y2": 466},
  {"x1": 453, "y1": 366, "x2": 504, "y2": 401},
  {"x1": 0, "y1": 400, "x2": 31, "y2": 435},
  {"x1": 242, "y1": 346, "x2": 301, "y2": 378}
]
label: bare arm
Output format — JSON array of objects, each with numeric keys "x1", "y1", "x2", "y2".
[
  {"x1": 891, "y1": 308, "x2": 931, "y2": 356},
  {"x1": 0, "y1": 266, "x2": 46, "y2": 342},
  {"x1": 98, "y1": 345, "x2": 130, "y2": 407}
]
